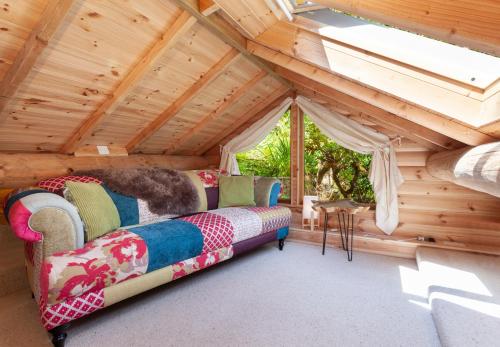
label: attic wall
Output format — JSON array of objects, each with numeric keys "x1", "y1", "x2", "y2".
[
  {"x1": 288, "y1": 140, "x2": 500, "y2": 257},
  {"x1": 0, "y1": 153, "x2": 214, "y2": 188},
  {"x1": 358, "y1": 142, "x2": 500, "y2": 246}
]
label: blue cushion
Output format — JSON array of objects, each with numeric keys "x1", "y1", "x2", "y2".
[
  {"x1": 130, "y1": 220, "x2": 203, "y2": 272},
  {"x1": 103, "y1": 186, "x2": 139, "y2": 227}
]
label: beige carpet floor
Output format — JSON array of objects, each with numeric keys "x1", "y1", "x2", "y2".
[
  {"x1": 417, "y1": 247, "x2": 500, "y2": 347},
  {"x1": 0, "y1": 242, "x2": 440, "y2": 347}
]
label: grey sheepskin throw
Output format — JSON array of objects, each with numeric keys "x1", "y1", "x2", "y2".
[{"x1": 76, "y1": 168, "x2": 200, "y2": 215}]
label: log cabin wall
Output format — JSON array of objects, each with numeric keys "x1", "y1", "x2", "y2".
[
  {"x1": 0, "y1": 153, "x2": 216, "y2": 188},
  {"x1": 288, "y1": 140, "x2": 500, "y2": 258}
]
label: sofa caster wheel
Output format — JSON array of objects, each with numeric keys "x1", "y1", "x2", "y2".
[
  {"x1": 278, "y1": 238, "x2": 285, "y2": 251},
  {"x1": 50, "y1": 324, "x2": 69, "y2": 347}
]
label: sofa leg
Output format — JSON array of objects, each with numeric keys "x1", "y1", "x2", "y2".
[
  {"x1": 50, "y1": 324, "x2": 69, "y2": 347},
  {"x1": 278, "y1": 238, "x2": 285, "y2": 251}
]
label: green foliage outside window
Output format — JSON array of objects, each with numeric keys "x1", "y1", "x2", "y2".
[{"x1": 236, "y1": 111, "x2": 375, "y2": 203}]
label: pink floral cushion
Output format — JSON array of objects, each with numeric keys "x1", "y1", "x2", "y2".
[{"x1": 191, "y1": 169, "x2": 229, "y2": 188}]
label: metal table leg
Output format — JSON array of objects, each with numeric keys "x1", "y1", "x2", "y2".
[
  {"x1": 322, "y1": 212, "x2": 328, "y2": 255},
  {"x1": 338, "y1": 211, "x2": 354, "y2": 261}
]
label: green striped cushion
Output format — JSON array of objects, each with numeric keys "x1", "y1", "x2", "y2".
[{"x1": 64, "y1": 181, "x2": 120, "y2": 242}]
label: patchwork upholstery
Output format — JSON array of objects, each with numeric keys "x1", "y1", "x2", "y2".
[
  {"x1": 4, "y1": 172, "x2": 290, "y2": 332},
  {"x1": 42, "y1": 230, "x2": 148, "y2": 305},
  {"x1": 6, "y1": 190, "x2": 84, "y2": 247},
  {"x1": 180, "y1": 213, "x2": 234, "y2": 253},
  {"x1": 40, "y1": 246, "x2": 234, "y2": 330},
  {"x1": 245, "y1": 206, "x2": 292, "y2": 233},
  {"x1": 254, "y1": 177, "x2": 281, "y2": 207},
  {"x1": 40, "y1": 206, "x2": 291, "y2": 309},
  {"x1": 130, "y1": 220, "x2": 203, "y2": 273},
  {"x1": 210, "y1": 207, "x2": 262, "y2": 242}
]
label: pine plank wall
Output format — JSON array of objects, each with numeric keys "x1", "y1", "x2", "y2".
[{"x1": 288, "y1": 140, "x2": 500, "y2": 258}]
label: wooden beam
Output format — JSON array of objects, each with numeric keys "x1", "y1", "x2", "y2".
[
  {"x1": 290, "y1": 100, "x2": 304, "y2": 206},
  {"x1": 299, "y1": 87, "x2": 444, "y2": 152},
  {"x1": 125, "y1": 48, "x2": 239, "y2": 152},
  {"x1": 248, "y1": 40, "x2": 496, "y2": 146},
  {"x1": 479, "y1": 120, "x2": 500, "y2": 138},
  {"x1": 74, "y1": 145, "x2": 128, "y2": 157},
  {"x1": 295, "y1": 82, "x2": 455, "y2": 151},
  {"x1": 0, "y1": 153, "x2": 210, "y2": 188},
  {"x1": 312, "y1": 0, "x2": 500, "y2": 57},
  {"x1": 165, "y1": 70, "x2": 267, "y2": 154},
  {"x1": 0, "y1": 0, "x2": 76, "y2": 120},
  {"x1": 172, "y1": 0, "x2": 292, "y2": 88},
  {"x1": 195, "y1": 86, "x2": 291, "y2": 155},
  {"x1": 199, "y1": 0, "x2": 219, "y2": 15},
  {"x1": 427, "y1": 142, "x2": 500, "y2": 198},
  {"x1": 60, "y1": 11, "x2": 197, "y2": 154},
  {"x1": 254, "y1": 20, "x2": 496, "y2": 127}
]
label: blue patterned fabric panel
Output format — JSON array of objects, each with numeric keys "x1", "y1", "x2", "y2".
[
  {"x1": 103, "y1": 186, "x2": 139, "y2": 227},
  {"x1": 276, "y1": 226, "x2": 289, "y2": 240},
  {"x1": 130, "y1": 219, "x2": 203, "y2": 272},
  {"x1": 269, "y1": 182, "x2": 281, "y2": 207}
]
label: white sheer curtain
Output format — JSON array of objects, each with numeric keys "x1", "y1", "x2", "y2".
[
  {"x1": 219, "y1": 95, "x2": 403, "y2": 234},
  {"x1": 220, "y1": 97, "x2": 293, "y2": 175},
  {"x1": 296, "y1": 96, "x2": 403, "y2": 234}
]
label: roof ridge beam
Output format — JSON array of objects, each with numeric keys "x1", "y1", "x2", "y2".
[
  {"x1": 60, "y1": 10, "x2": 197, "y2": 154},
  {"x1": 125, "y1": 48, "x2": 240, "y2": 152}
]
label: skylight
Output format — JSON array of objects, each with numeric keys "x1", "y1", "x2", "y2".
[{"x1": 299, "y1": 9, "x2": 500, "y2": 90}]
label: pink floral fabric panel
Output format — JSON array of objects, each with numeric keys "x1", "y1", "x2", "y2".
[
  {"x1": 180, "y1": 213, "x2": 234, "y2": 253},
  {"x1": 172, "y1": 246, "x2": 233, "y2": 281},
  {"x1": 245, "y1": 206, "x2": 292, "y2": 233},
  {"x1": 42, "y1": 230, "x2": 148, "y2": 305},
  {"x1": 192, "y1": 169, "x2": 229, "y2": 188}
]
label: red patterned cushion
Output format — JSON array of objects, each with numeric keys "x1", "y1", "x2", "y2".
[{"x1": 38, "y1": 176, "x2": 102, "y2": 194}]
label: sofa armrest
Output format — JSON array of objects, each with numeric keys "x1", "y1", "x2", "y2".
[
  {"x1": 254, "y1": 177, "x2": 281, "y2": 207},
  {"x1": 6, "y1": 191, "x2": 84, "y2": 253}
]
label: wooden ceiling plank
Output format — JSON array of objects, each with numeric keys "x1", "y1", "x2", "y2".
[
  {"x1": 248, "y1": 40, "x2": 496, "y2": 146},
  {"x1": 199, "y1": 0, "x2": 220, "y2": 16},
  {"x1": 165, "y1": 70, "x2": 267, "y2": 154},
  {"x1": 194, "y1": 86, "x2": 291, "y2": 155},
  {"x1": 0, "y1": 0, "x2": 76, "y2": 121},
  {"x1": 60, "y1": 11, "x2": 197, "y2": 154},
  {"x1": 126, "y1": 48, "x2": 240, "y2": 152},
  {"x1": 173, "y1": 0, "x2": 292, "y2": 88}
]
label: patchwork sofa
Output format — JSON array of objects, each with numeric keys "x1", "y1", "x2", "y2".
[{"x1": 3, "y1": 169, "x2": 291, "y2": 347}]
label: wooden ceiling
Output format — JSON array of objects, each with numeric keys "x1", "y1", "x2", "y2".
[{"x1": 0, "y1": 0, "x2": 498, "y2": 156}]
